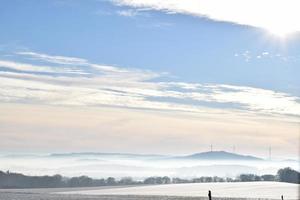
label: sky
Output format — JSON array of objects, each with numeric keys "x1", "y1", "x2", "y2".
[{"x1": 0, "y1": 0, "x2": 299, "y2": 159}]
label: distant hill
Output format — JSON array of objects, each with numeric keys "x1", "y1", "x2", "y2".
[
  {"x1": 49, "y1": 152, "x2": 166, "y2": 159},
  {"x1": 43, "y1": 151, "x2": 263, "y2": 161},
  {"x1": 5, "y1": 151, "x2": 263, "y2": 161},
  {"x1": 176, "y1": 151, "x2": 263, "y2": 161}
]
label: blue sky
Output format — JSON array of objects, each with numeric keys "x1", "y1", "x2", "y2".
[
  {"x1": 1, "y1": 0, "x2": 300, "y2": 94},
  {"x1": 0, "y1": 0, "x2": 299, "y2": 157}
]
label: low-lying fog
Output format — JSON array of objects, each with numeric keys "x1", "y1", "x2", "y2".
[{"x1": 0, "y1": 152, "x2": 298, "y2": 179}]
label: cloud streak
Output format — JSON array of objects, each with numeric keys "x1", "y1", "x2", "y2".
[
  {"x1": 116, "y1": 9, "x2": 140, "y2": 17},
  {"x1": 111, "y1": 0, "x2": 300, "y2": 36},
  {"x1": 16, "y1": 51, "x2": 88, "y2": 65},
  {"x1": 0, "y1": 51, "x2": 300, "y2": 118}
]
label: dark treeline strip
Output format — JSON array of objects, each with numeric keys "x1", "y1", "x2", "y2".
[{"x1": 0, "y1": 167, "x2": 299, "y2": 189}]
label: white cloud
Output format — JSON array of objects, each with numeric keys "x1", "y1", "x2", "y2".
[
  {"x1": 111, "y1": 0, "x2": 300, "y2": 36},
  {"x1": 0, "y1": 60, "x2": 87, "y2": 74},
  {"x1": 0, "y1": 51, "x2": 300, "y2": 118},
  {"x1": 234, "y1": 50, "x2": 295, "y2": 62},
  {"x1": 242, "y1": 51, "x2": 251, "y2": 62},
  {"x1": 116, "y1": 9, "x2": 139, "y2": 17},
  {"x1": 14, "y1": 51, "x2": 160, "y2": 80},
  {"x1": 262, "y1": 52, "x2": 269, "y2": 56},
  {"x1": 16, "y1": 51, "x2": 88, "y2": 65},
  {"x1": 200, "y1": 84, "x2": 300, "y2": 116}
]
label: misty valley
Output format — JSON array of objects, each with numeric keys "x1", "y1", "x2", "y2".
[
  {"x1": 1, "y1": 151, "x2": 298, "y2": 179},
  {"x1": 0, "y1": 151, "x2": 299, "y2": 199}
]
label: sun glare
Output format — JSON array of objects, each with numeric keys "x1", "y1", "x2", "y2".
[
  {"x1": 261, "y1": 12, "x2": 299, "y2": 38},
  {"x1": 263, "y1": 23, "x2": 299, "y2": 39}
]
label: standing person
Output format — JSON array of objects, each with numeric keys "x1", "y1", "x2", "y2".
[{"x1": 208, "y1": 190, "x2": 212, "y2": 200}]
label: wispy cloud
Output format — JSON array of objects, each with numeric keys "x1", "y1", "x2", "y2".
[
  {"x1": 16, "y1": 51, "x2": 88, "y2": 65},
  {"x1": 116, "y1": 9, "x2": 140, "y2": 17},
  {"x1": 0, "y1": 60, "x2": 87, "y2": 75},
  {"x1": 0, "y1": 51, "x2": 300, "y2": 118},
  {"x1": 234, "y1": 51, "x2": 297, "y2": 62},
  {"x1": 110, "y1": 0, "x2": 300, "y2": 36}
]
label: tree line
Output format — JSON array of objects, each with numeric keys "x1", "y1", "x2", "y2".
[{"x1": 0, "y1": 167, "x2": 298, "y2": 189}]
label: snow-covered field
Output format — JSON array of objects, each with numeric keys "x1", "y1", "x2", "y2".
[{"x1": 60, "y1": 182, "x2": 299, "y2": 199}]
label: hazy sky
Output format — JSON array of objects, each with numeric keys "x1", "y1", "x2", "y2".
[{"x1": 0, "y1": 0, "x2": 299, "y2": 159}]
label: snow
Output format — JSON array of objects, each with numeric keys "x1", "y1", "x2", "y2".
[{"x1": 60, "y1": 182, "x2": 299, "y2": 199}]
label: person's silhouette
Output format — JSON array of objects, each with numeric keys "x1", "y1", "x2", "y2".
[
  {"x1": 208, "y1": 190, "x2": 212, "y2": 200},
  {"x1": 281, "y1": 195, "x2": 284, "y2": 200}
]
